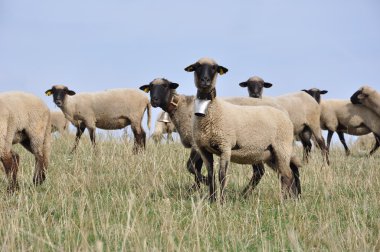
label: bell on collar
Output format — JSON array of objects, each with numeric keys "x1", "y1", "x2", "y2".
[
  {"x1": 194, "y1": 98, "x2": 211, "y2": 117},
  {"x1": 158, "y1": 112, "x2": 171, "y2": 123}
]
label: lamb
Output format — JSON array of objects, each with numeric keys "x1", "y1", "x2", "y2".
[
  {"x1": 185, "y1": 58, "x2": 301, "y2": 202},
  {"x1": 0, "y1": 92, "x2": 51, "y2": 192},
  {"x1": 50, "y1": 110, "x2": 70, "y2": 135},
  {"x1": 238, "y1": 76, "x2": 329, "y2": 164},
  {"x1": 351, "y1": 86, "x2": 380, "y2": 117},
  {"x1": 303, "y1": 88, "x2": 380, "y2": 155},
  {"x1": 139, "y1": 78, "x2": 291, "y2": 193},
  {"x1": 151, "y1": 111, "x2": 177, "y2": 143},
  {"x1": 45, "y1": 85, "x2": 151, "y2": 154}
]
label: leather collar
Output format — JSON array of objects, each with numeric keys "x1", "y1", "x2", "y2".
[{"x1": 167, "y1": 94, "x2": 180, "y2": 115}]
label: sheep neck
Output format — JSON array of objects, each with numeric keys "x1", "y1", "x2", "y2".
[{"x1": 196, "y1": 88, "x2": 216, "y2": 100}]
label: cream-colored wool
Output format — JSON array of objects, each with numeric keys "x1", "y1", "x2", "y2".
[
  {"x1": 186, "y1": 57, "x2": 300, "y2": 201},
  {"x1": 351, "y1": 86, "x2": 380, "y2": 117},
  {"x1": 46, "y1": 85, "x2": 151, "y2": 153},
  {"x1": 0, "y1": 91, "x2": 51, "y2": 191},
  {"x1": 320, "y1": 99, "x2": 380, "y2": 136},
  {"x1": 50, "y1": 110, "x2": 70, "y2": 134}
]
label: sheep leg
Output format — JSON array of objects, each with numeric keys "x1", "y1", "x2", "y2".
[
  {"x1": 313, "y1": 131, "x2": 330, "y2": 165},
  {"x1": 1, "y1": 151, "x2": 20, "y2": 192},
  {"x1": 198, "y1": 147, "x2": 216, "y2": 203},
  {"x1": 187, "y1": 148, "x2": 207, "y2": 191},
  {"x1": 131, "y1": 123, "x2": 146, "y2": 154},
  {"x1": 326, "y1": 130, "x2": 334, "y2": 152},
  {"x1": 219, "y1": 152, "x2": 231, "y2": 203},
  {"x1": 369, "y1": 134, "x2": 380, "y2": 155},
  {"x1": 23, "y1": 136, "x2": 47, "y2": 185},
  {"x1": 337, "y1": 132, "x2": 350, "y2": 156},
  {"x1": 290, "y1": 157, "x2": 301, "y2": 195},
  {"x1": 167, "y1": 132, "x2": 174, "y2": 142},
  {"x1": 241, "y1": 163, "x2": 265, "y2": 198},
  {"x1": 88, "y1": 128, "x2": 96, "y2": 148},
  {"x1": 299, "y1": 128, "x2": 312, "y2": 163},
  {"x1": 71, "y1": 124, "x2": 86, "y2": 153}
]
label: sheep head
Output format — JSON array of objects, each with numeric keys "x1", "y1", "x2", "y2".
[
  {"x1": 350, "y1": 86, "x2": 375, "y2": 105},
  {"x1": 139, "y1": 78, "x2": 179, "y2": 109},
  {"x1": 45, "y1": 85, "x2": 76, "y2": 108},
  {"x1": 239, "y1": 76, "x2": 272, "y2": 98},
  {"x1": 301, "y1": 88, "x2": 328, "y2": 104},
  {"x1": 184, "y1": 57, "x2": 228, "y2": 94}
]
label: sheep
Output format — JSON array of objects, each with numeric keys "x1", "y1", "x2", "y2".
[
  {"x1": 303, "y1": 88, "x2": 380, "y2": 155},
  {"x1": 185, "y1": 57, "x2": 301, "y2": 202},
  {"x1": 351, "y1": 86, "x2": 380, "y2": 117},
  {"x1": 239, "y1": 76, "x2": 329, "y2": 164},
  {"x1": 139, "y1": 78, "x2": 292, "y2": 193},
  {"x1": 45, "y1": 85, "x2": 151, "y2": 154},
  {"x1": 151, "y1": 111, "x2": 177, "y2": 143},
  {"x1": 50, "y1": 110, "x2": 70, "y2": 135},
  {"x1": 0, "y1": 92, "x2": 51, "y2": 192}
]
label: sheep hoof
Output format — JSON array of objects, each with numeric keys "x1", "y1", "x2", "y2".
[
  {"x1": 33, "y1": 174, "x2": 46, "y2": 185},
  {"x1": 7, "y1": 183, "x2": 19, "y2": 194}
]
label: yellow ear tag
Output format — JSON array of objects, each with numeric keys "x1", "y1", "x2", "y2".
[
  {"x1": 144, "y1": 88, "x2": 150, "y2": 93},
  {"x1": 45, "y1": 91, "x2": 52, "y2": 96},
  {"x1": 219, "y1": 69, "x2": 225, "y2": 75}
]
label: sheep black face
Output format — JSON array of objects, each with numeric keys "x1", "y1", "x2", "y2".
[
  {"x1": 302, "y1": 88, "x2": 328, "y2": 104},
  {"x1": 239, "y1": 76, "x2": 273, "y2": 98},
  {"x1": 350, "y1": 87, "x2": 369, "y2": 105},
  {"x1": 184, "y1": 58, "x2": 228, "y2": 93},
  {"x1": 139, "y1": 78, "x2": 179, "y2": 110},
  {"x1": 45, "y1": 85, "x2": 76, "y2": 108}
]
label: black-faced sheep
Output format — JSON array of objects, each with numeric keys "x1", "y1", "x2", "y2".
[
  {"x1": 304, "y1": 88, "x2": 380, "y2": 155},
  {"x1": 45, "y1": 85, "x2": 151, "y2": 154},
  {"x1": 185, "y1": 58, "x2": 301, "y2": 202},
  {"x1": 351, "y1": 85, "x2": 380, "y2": 117},
  {"x1": 139, "y1": 78, "x2": 295, "y2": 195},
  {"x1": 239, "y1": 76, "x2": 329, "y2": 164},
  {"x1": 0, "y1": 92, "x2": 51, "y2": 192}
]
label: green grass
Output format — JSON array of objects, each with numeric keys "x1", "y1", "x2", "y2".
[{"x1": 0, "y1": 135, "x2": 379, "y2": 251}]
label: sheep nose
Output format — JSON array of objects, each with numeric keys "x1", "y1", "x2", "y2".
[{"x1": 55, "y1": 100, "x2": 63, "y2": 107}]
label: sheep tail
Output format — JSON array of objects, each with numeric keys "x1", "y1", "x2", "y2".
[{"x1": 146, "y1": 102, "x2": 151, "y2": 130}]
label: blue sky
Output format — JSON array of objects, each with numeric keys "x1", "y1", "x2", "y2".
[{"x1": 1, "y1": 0, "x2": 379, "y2": 139}]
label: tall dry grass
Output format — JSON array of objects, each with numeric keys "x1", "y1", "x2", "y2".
[{"x1": 0, "y1": 135, "x2": 379, "y2": 251}]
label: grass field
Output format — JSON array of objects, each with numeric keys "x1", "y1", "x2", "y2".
[{"x1": 0, "y1": 135, "x2": 379, "y2": 251}]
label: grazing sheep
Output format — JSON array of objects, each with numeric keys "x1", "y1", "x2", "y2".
[
  {"x1": 303, "y1": 88, "x2": 380, "y2": 155},
  {"x1": 351, "y1": 86, "x2": 380, "y2": 117},
  {"x1": 45, "y1": 85, "x2": 151, "y2": 154},
  {"x1": 239, "y1": 76, "x2": 329, "y2": 164},
  {"x1": 0, "y1": 92, "x2": 51, "y2": 192},
  {"x1": 51, "y1": 110, "x2": 70, "y2": 135},
  {"x1": 140, "y1": 78, "x2": 292, "y2": 193},
  {"x1": 151, "y1": 111, "x2": 177, "y2": 143},
  {"x1": 185, "y1": 58, "x2": 301, "y2": 202}
]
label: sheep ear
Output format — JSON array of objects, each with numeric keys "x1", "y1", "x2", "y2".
[
  {"x1": 239, "y1": 82, "x2": 248, "y2": 88},
  {"x1": 139, "y1": 85, "x2": 150, "y2": 93},
  {"x1": 264, "y1": 82, "x2": 273, "y2": 88},
  {"x1": 169, "y1": 83, "x2": 179, "y2": 89},
  {"x1": 184, "y1": 63, "x2": 198, "y2": 72},
  {"x1": 217, "y1": 66, "x2": 228, "y2": 75},
  {"x1": 320, "y1": 90, "x2": 328, "y2": 94},
  {"x1": 67, "y1": 90, "x2": 76, "y2": 96},
  {"x1": 45, "y1": 89, "x2": 53, "y2": 96},
  {"x1": 301, "y1": 89, "x2": 308, "y2": 93}
]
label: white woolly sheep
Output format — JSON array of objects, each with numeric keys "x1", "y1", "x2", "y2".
[
  {"x1": 151, "y1": 111, "x2": 177, "y2": 143},
  {"x1": 51, "y1": 110, "x2": 70, "y2": 135},
  {"x1": 45, "y1": 85, "x2": 151, "y2": 154},
  {"x1": 0, "y1": 92, "x2": 51, "y2": 192},
  {"x1": 140, "y1": 78, "x2": 294, "y2": 194},
  {"x1": 185, "y1": 58, "x2": 301, "y2": 202},
  {"x1": 304, "y1": 88, "x2": 380, "y2": 155},
  {"x1": 239, "y1": 76, "x2": 329, "y2": 164},
  {"x1": 351, "y1": 85, "x2": 380, "y2": 117}
]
